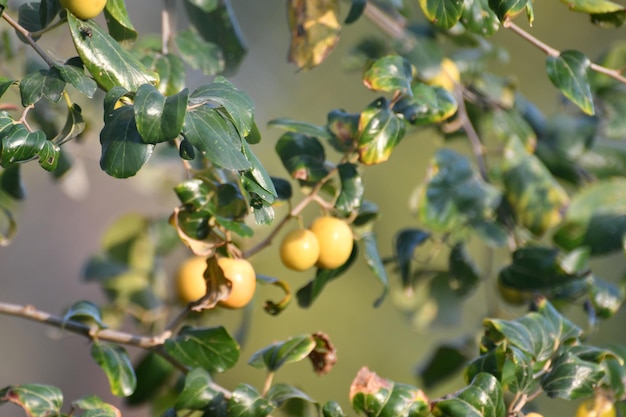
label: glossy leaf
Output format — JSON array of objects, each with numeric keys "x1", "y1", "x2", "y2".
[
  {"x1": 323, "y1": 401, "x2": 347, "y2": 417},
  {"x1": 164, "y1": 326, "x2": 240, "y2": 373},
  {"x1": 392, "y1": 83, "x2": 457, "y2": 125},
  {"x1": 394, "y1": 229, "x2": 431, "y2": 288},
  {"x1": 363, "y1": 55, "x2": 414, "y2": 95},
  {"x1": 419, "y1": 0, "x2": 464, "y2": 29},
  {"x1": 414, "y1": 149, "x2": 501, "y2": 232},
  {"x1": 1, "y1": 125, "x2": 59, "y2": 171},
  {"x1": 357, "y1": 98, "x2": 406, "y2": 165},
  {"x1": 227, "y1": 384, "x2": 275, "y2": 417},
  {"x1": 62, "y1": 300, "x2": 106, "y2": 328},
  {"x1": 241, "y1": 140, "x2": 277, "y2": 205},
  {"x1": 19, "y1": 67, "x2": 65, "y2": 106},
  {"x1": 502, "y1": 137, "x2": 569, "y2": 236},
  {"x1": 0, "y1": 384, "x2": 63, "y2": 416},
  {"x1": 269, "y1": 118, "x2": 332, "y2": 140},
  {"x1": 431, "y1": 373, "x2": 505, "y2": 417},
  {"x1": 248, "y1": 335, "x2": 316, "y2": 372},
  {"x1": 546, "y1": 50, "x2": 594, "y2": 115},
  {"x1": 266, "y1": 384, "x2": 316, "y2": 407},
  {"x1": 297, "y1": 244, "x2": 358, "y2": 307},
  {"x1": 554, "y1": 178, "x2": 626, "y2": 254},
  {"x1": 287, "y1": 0, "x2": 341, "y2": 70},
  {"x1": 190, "y1": 77, "x2": 255, "y2": 136},
  {"x1": 67, "y1": 14, "x2": 157, "y2": 92},
  {"x1": 90, "y1": 342, "x2": 136, "y2": 397},
  {"x1": 72, "y1": 395, "x2": 121, "y2": 417},
  {"x1": 104, "y1": 0, "x2": 138, "y2": 43},
  {"x1": 183, "y1": 105, "x2": 251, "y2": 170},
  {"x1": 542, "y1": 351, "x2": 604, "y2": 399},
  {"x1": 461, "y1": 0, "x2": 500, "y2": 35},
  {"x1": 17, "y1": 3, "x2": 44, "y2": 41},
  {"x1": 184, "y1": 0, "x2": 247, "y2": 75},
  {"x1": 100, "y1": 106, "x2": 154, "y2": 178},
  {"x1": 174, "y1": 29, "x2": 224, "y2": 77},
  {"x1": 361, "y1": 232, "x2": 389, "y2": 307},
  {"x1": 134, "y1": 84, "x2": 188, "y2": 143},
  {"x1": 488, "y1": 0, "x2": 534, "y2": 24},
  {"x1": 125, "y1": 352, "x2": 174, "y2": 406},
  {"x1": 57, "y1": 61, "x2": 97, "y2": 98},
  {"x1": 175, "y1": 368, "x2": 221, "y2": 410},
  {"x1": 350, "y1": 367, "x2": 430, "y2": 417},
  {"x1": 275, "y1": 132, "x2": 328, "y2": 183}
]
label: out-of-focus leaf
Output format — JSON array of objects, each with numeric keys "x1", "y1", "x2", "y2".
[
  {"x1": 417, "y1": 337, "x2": 474, "y2": 388},
  {"x1": 357, "y1": 98, "x2": 406, "y2": 165},
  {"x1": 266, "y1": 384, "x2": 316, "y2": 407},
  {"x1": 287, "y1": 0, "x2": 341, "y2": 70},
  {"x1": 323, "y1": 401, "x2": 347, "y2": 417},
  {"x1": 104, "y1": 0, "x2": 138, "y2": 43},
  {"x1": 461, "y1": 0, "x2": 500, "y2": 36},
  {"x1": 419, "y1": 0, "x2": 464, "y2": 29},
  {"x1": 164, "y1": 326, "x2": 240, "y2": 373},
  {"x1": 72, "y1": 395, "x2": 121, "y2": 417},
  {"x1": 326, "y1": 109, "x2": 359, "y2": 153},
  {"x1": 590, "y1": 10, "x2": 626, "y2": 27},
  {"x1": 268, "y1": 118, "x2": 332, "y2": 140},
  {"x1": 542, "y1": 351, "x2": 604, "y2": 399},
  {"x1": 394, "y1": 229, "x2": 431, "y2": 288},
  {"x1": 488, "y1": 0, "x2": 534, "y2": 24},
  {"x1": 589, "y1": 277, "x2": 623, "y2": 319},
  {"x1": 175, "y1": 368, "x2": 221, "y2": 410},
  {"x1": 350, "y1": 367, "x2": 430, "y2": 417},
  {"x1": 345, "y1": 0, "x2": 367, "y2": 24},
  {"x1": 174, "y1": 29, "x2": 224, "y2": 77},
  {"x1": 142, "y1": 53, "x2": 186, "y2": 97},
  {"x1": 546, "y1": 50, "x2": 594, "y2": 115},
  {"x1": 392, "y1": 83, "x2": 457, "y2": 125},
  {"x1": 561, "y1": 0, "x2": 623, "y2": 14},
  {"x1": 0, "y1": 384, "x2": 63, "y2": 417},
  {"x1": 227, "y1": 384, "x2": 275, "y2": 417},
  {"x1": 62, "y1": 300, "x2": 107, "y2": 328},
  {"x1": 1, "y1": 164, "x2": 25, "y2": 200},
  {"x1": 248, "y1": 335, "x2": 316, "y2": 372},
  {"x1": 363, "y1": 55, "x2": 414, "y2": 95},
  {"x1": 431, "y1": 373, "x2": 505, "y2": 417},
  {"x1": 125, "y1": 352, "x2": 174, "y2": 406},
  {"x1": 361, "y1": 232, "x2": 389, "y2": 307},
  {"x1": 90, "y1": 342, "x2": 136, "y2": 397},
  {"x1": 448, "y1": 243, "x2": 480, "y2": 296},
  {"x1": 275, "y1": 132, "x2": 328, "y2": 183}
]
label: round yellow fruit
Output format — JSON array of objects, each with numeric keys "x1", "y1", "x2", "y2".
[
  {"x1": 426, "y1": 58, "x2": 461, "y2": 92},
  {"x1": 217, "y1": 258, "x2": 256, "y2": 309},
  {"x1": 280, "y1": 229, "x2": 320, "y2": 271},
  {"x1": 525, "y1": 413, "x2": 544, "y2": 417},
  {"x1": 576, "y1": 396, "x2": 616, "y2": 417},
  {"x1": 60, "y1": 0, "x2": 107, "y2": 20},
  {"x1": 175, "y1": 256, "x2": 207, "y2": 304},
  {"x1": 309, "y1": 216, "x2": 353, "y2": 270}
]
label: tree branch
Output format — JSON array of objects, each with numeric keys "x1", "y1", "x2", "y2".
[{"x1": 2, "y1": 13, "x2": 57, "y2": 67}]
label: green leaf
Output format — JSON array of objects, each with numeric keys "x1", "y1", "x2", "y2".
[
  {"x1": 345, "y1": 0, "x2": 367, "y2": 24},
  {"x1": 19, "y1": 67, "x2": 66, "y2": 106},
  {"x1": 266, "y1": 384, "x2": 316, "y2": 407},
  {"x1": 164, "y1": 326, "x2": 240, "y2": 373},
  {"x1": 134, "y1": 84, "x2": 188, "y2": 143},
  {"x1": 415, "y1": 149, "x2": 501, "y2": 232},
  {"x1": 393, "y1": 84, "x2": 458, "y2": 125},
  {"x1": 590, "y1": 10, "x2": 626, "y2": 27},
  {"x1": 0, "y1": 206, "x2": 16, "y2": 247},
  {"x1": 546, "y1": 50, "x2": 594, "y2": 115},
  {"x1": 73, "y1": 395, "x2": 120, "y2": 417},
  {"x1": 419, "y1": 0, "x2": 464, "y2": 29},
  {"x1": 554, "y1": 178, "x2": 626, "y2": 254},
  {"x1": 326, "y1": 109, "x2": 359, "y2": 153},
  {"x1": 51, "y1": 103, "x2": 85, "y2": 146},
  {"x1": 470, "y1": 220, "x2": 509, "y2": 248},
  {"x1": 335, "y1": 163, "x2": 364, "y2": 215},
  {"x1": 17, "y1": 3, "x2": 44, "y2": 41},
  {"x1": 183, "y1": 105, "x2": 251, "y2": 170},
  {"x1": 542, "y1": 351, "x2": 604, "y2": 399},
  {"x1": 1, "y1": 164, "x2": 25, "y2": 200},
  {"x1": 394, "y1": 229, "x2": 431, "y2": 288},
  {"x1": 184, "y1": 0, "x2": 247, "y2": 75},
  {"x1": 143, "y1": 53, "x2": 186, "y2": 97},
  {"x1": 361, "y1": 232, "x2": 389, "y2": 307},
  {"x1": 297, "y1": 244, "x2": 358, "y2": 307},
  {"x1": 461, "y1": 0, "x2": 500, "y2": 35},
  {"x1": 174, "y1": 29, "x2": 224, "y2": 77},
  {"x1": 57, "y1": 61, "x2": 97, "y2": 98},
  {"x1": 0, "y1": 384, "x2": 63, "y2": 417},
  {"x1": 488, "y1": 0, "x2": 534, "y2": 24},
  {"x1": 0, "y1": 125, "x2": 59, "y2": 171},
  {"x1": 502, "y1": 137, "x2": 569, "y2": 236},
  {"x1": 104, "y1": 0, "x2": 138, "y2": 44},
  {"x1": 67, "y1": 14, "x2": 157, "y2": 92},
  {"x1": 248, "y1": 335, "x2": 316, "y2": 372},
  {"x1": 363, "y1": 55, "x2": 414, "y2": 95},
  {"x1": 357, "y1": 98, "x2": 406, "y2": 165},
  {"x1": 448, "y1": 243, "x2": 480, "y2": 297},
  {"x1": 417, "y1": 338, "x2": 473, "y2": 389},
  {"x1": 62, "y1": 300, "x2": 107, "y2": 328},
  {"x1": 190, "y1": 77, "x2": 255, "y2": 136},
  {"x1": 39, "y1": 0, "x2": 60, "y2": 30},
  {"x1": 431, "y1": 373, "x2": 505, "y2": 417},
  {"x1": 241, "y1": 140, "x2": 277, "y2": 206},
  {"x1": 227, "y1": 384, "x2": 275, "y2": 417},
  {"x1": 100, "y1": 106, "x2": 154, "y2": 178},
  {"x1": 125, "y1": 352, "x2": 175, "y2": 406},
  {"x1": 90, "y1": 342, "x2": 136, "y2": 397},
  {"x1": 350, "y1": 367, "x2": 430, "y2": 417},
  {"x1": 275, "y1": 132, "x2": 328, "y2": 183},
  {"x1": 268, "y1": 118, "x2": 332, "y2": 140},
  {"x1": 187, "y1": 0, "x2": 219, "y2": 12},
  {"x1": 561, "y1": 0, "x2": 624, "y2": 14},
  {"x1": 323, "y1": 401, "x2": 347, "y2": 417},
  {"x1": 589, "y1": 277, "x2": 623, "y2": 319},
  {"x1": 175, "y1": 368, "x2": 221, "y2": 410}
]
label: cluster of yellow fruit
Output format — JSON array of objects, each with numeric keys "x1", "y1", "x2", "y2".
[
  {"x1": 280, "y1": 216, "x2": 353, "y2": 271},
  {"x1": 175, "y1": 256, "x2": 256, "y2": 309},
  {"x1": 60, "y1": 0, "x2": 107, "y2": 20}
]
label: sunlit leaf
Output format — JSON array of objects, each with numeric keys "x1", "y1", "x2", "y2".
[
  {"x1": 432, "y1": 373, "x2": 505, "y2": 417},
  {"x1": 164, "y1": 326, "x2": 240, "y2": 373},
  {"x1": 419, "y1": 0, "x2": 464, "y2": 29},
  {"x1": 248, "y1": 335, "x2": 316, "y2": 372},
  {"x1": 175, "y1": 368, "x2": 221, "y2": 410},
  {"x1": 357, "y1": 98, "x2": 406, "y2": 165},
  {"x1": 90, "y1": 342, "x2": 136, "y2": 397},
  {"x1": 363, "y1": 55, "x2": 414, "y2": 95},
  {"x1": 488, "y1": 0, "x2": 534, "y2": 24},
  {"x1": 227, "y1": 384, "x2": 275, "y2": 417},
  {"x1": 546, "y1": 50, "x2": 594, "y2": 115},
  {"x1": 542, "y1": 351, "x2": 604, "y2": 399},
  {"x1": 392, "y1": 84, "x2": 458, "y2": 125},
  {"x1": 104, "y1": 0, "x2": 138, "y2": 43}
]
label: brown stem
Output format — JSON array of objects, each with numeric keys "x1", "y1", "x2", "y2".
[{"x1": 454, "y1": 85, "x2": 489, "y2": 181}]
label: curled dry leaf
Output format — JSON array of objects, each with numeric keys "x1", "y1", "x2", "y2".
[{"x1": 308, "y1": 332, "x2": 338, "y2": 375}]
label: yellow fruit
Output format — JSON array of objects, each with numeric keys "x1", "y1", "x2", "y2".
[
  {"x1": 175, "y1": 256, "x2": 207, "y2": 304},
  {"x1": 426, "y1": 58, "x2": 461, "y2": 92},
  {"x1": 280, "y1": 229, "x2": 320, "y2": 271},
  {"x1": 60, "y1": 0, "x2": 107, "y2": 20},
  {"x1": 217, "y1": 258, "x2": 256, "y2": 309},
  {"x1": 525, "y1": 413, "x2": 544, "y2": 417},
  {"x1": 310, "y1": 216, "x2": 353, "y2": 270},
  {"x1": 576, "y1": 396, "x2": 616, "y2": 417}
]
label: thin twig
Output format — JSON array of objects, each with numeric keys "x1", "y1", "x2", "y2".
[
  {"x1": 454, "y1": 85, "x2": 489, "y2": 181},
  {"x1": 162, "y1": 0, "x2": 176, "y2": 55},
  {"x1": 2, "y1": 13, "x2": 57, "y2": 67}
]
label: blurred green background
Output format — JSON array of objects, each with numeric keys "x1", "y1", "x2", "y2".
[{"x1": 1, "y1": 1, "x2": 626, "y2": 416}]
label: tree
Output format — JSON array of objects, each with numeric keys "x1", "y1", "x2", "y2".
[{"x1": 0, "y1": 0, "x2": 625, "y2": 416}]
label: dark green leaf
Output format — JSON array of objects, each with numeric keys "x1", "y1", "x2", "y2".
[
  {"x1": 51, "y1": 103, "x2": 85, "y2": 146},
  {"x1": 104, "y1": 0, "x2": 138, "y2": 44},
  {"x1": 17, "y1": 2, "x2": 44, "y2": 41},
  {"x1": 488, "y1": 0, "x2": 534, "y2": 24},
  {"x1": 345, "y1": 0, "x2": 367, "y2": 23},
  {"x1": 90, "y1": 342, "x2": 136, "y2": 397},
  {"x1": 0, "y1": 78, "x2": 16, "y2": 99},
  {"x1": 19, "y1": 68, "x2": 65, "y2": 106},
  {"x1": 448, "y1": 243, "x2": 480, "y2": 296},
  {"x1": 248, "y1": 335, "x2": 316, "y2": 372},
  {"x1": 72, "y1": 395, "x2": 120, "y2": 417},
  {"x1": 392, "y1": 83, "x2": 457, "y2": 125},
  {"x1": 323, "y1": 401, "x2": 347, "y2": 417},
  {"x1": 67, "y1": 14, "x2": 157, "y2": 92},
  {"x1": 461, "y1": 0, "x2": 499, "y2": 35},
  {"x1": 227, "y1": 384, "x2": 275, "y2": 417},
  {"x1": 561, "y1": 0, "x2": 623, "y2": 13},
  {"x1": 57, "y1": 62, "x2": 97, "y2": 98},
  {"x1": 326, "y1": 109, "x2": 359, "y2": 153},
  {"x1": 268, "y1": 118, "x2": 332, "y2": 140},
  {"x1": 431, "y1": 373, "x2": 505, "y2": 417},
  {"x1": 297, "y1": 244, "x2": 358, "y2": 308},
  {"x1": 335, "y1": 163, "x2": 363, "y2": 215},
  {"x1": 394, "y1": 229, "x2": 430, "y2": 288},
  {"x1": 542, "y1": 351, "x2": 604, "y2": 399},
  {"x1": 62, "y1": 300, "x2": 106, "y2": 328},
  {"x1": 590, "y1": 10, "x2": 626, "y2": 27},
  {"x1": 546, "y1": 50, "x2": 594, "y2": 115},
  {"x1": 266, "y1": 384, "x2": 316, "y2": 407},
  {"x1": 164, "y1": 326, "x2": 240, "y2": 373},
  {"x1": 1, "y1": 125, "x2": 59, "y2": 171},
  {"x1": 1, "y1": 164, "x2": 25, "y2": 200},
  {"x1": 134, "y1": 84, "x2": 188, "y2": 143},
  {"x1": 0, "y1": 384, "x2": 63, "y2": 416},
  {"x1": 175, "y1": 368, "x2": 221, "y2": 410},
  {"x1": 357, "y1": 98, "x2": 406, "y2": 165},
  {"x1": 125, "y1": 352, "x2": 175, "y2": 406},
  {"x1": 100, "y1": 106, "x2": 154, "y2": 178},
  {"x1": 361, "y1": 232, "x2": 389, "y2": 307},
  {"x1": 419, "y1": 0, "x2": 464, "y2": 29},
  {"x1": 39, "y1": 0, "x2": 60, "y2": 29},
  {"x1": 183, "y1": 105, "x2": 251, "y2": 170},
  {"x1": 174, "y1": 29, "x2": 224, "y2": 77},
  {"x1": 363, "y1": 55, "x2": 414, "y2": 95},
  {"x1": 275, "y1": 132, "x2": 327, "y2": 183},
  {"x1": 186, "y1": 0, "x2": 219, "y2": 12},
  {"x1": 418, "y1": 338, "x2": 473, "y2": 388},
  {"x1": 470, "y1": 220, "x2": 509, "y2": 248},
  {"x1": 241, "y1": 141, "x2": 278, "y2": 205}
]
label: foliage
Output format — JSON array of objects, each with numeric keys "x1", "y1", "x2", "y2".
[{"x1": 0, "y1": 0, "x2": 626, "y2": 417}]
